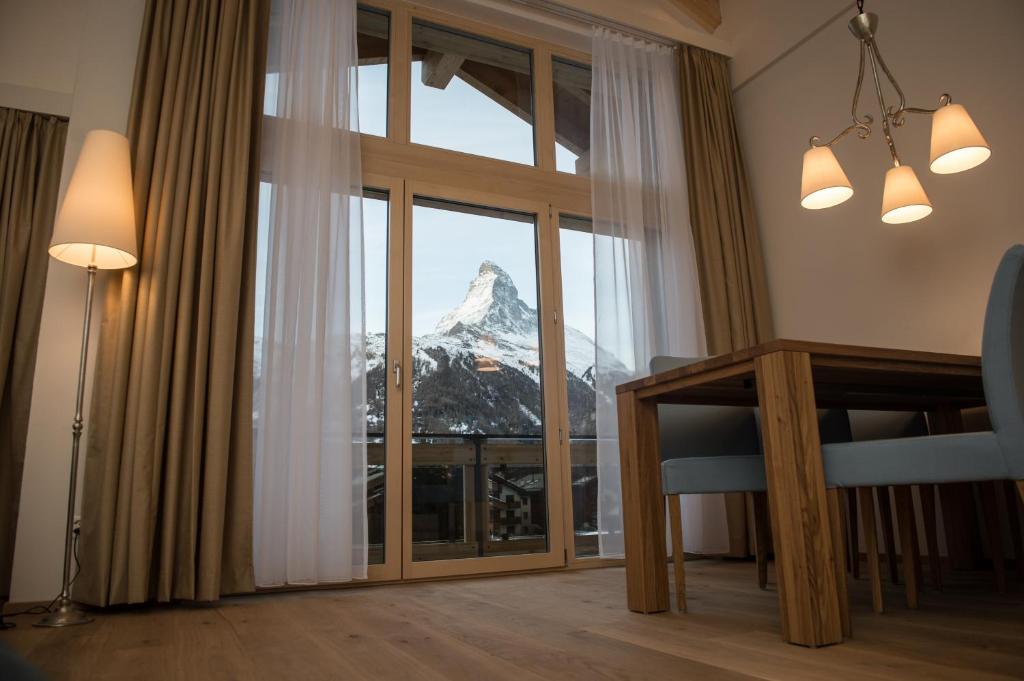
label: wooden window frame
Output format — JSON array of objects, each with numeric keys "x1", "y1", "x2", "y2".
[{"x1": 260, "y1": 0, "x2": 617, "y2": 590}]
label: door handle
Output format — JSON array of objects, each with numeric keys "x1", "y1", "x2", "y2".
[{"x1": 393, "y1": 360, "x2": 401, "y2": 389}]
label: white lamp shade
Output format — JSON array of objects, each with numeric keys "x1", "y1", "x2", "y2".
[
  {"x1": 49, "y1": 129, "x2": 138, "y2": 269},
  {"x1": 881, "y1": 165, "x2": 932, "y2": 224},
  {"x1": 800, "y1": 146, "x2": 853, "y2": 209},
  {"x1": 929, "y1": 103, "x2": 990, "y2": 174}
]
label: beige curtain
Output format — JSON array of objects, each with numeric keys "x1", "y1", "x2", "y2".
[
  {"x1": 679, "y1": 46, "x2": 775, "y2": 556},
  {"x1": 77, "y1": 0, "x2": 269, "y2": 606},
  {"x1": 0, "y1": 107, "x2": 67, "y2": 607}
]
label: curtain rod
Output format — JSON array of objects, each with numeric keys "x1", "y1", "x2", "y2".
[{"x1": 502, "y1": 0, "x2": 679, "y2": 48}]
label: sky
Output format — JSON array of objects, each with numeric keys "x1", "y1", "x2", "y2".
[{"x1": 257, "y1": 50, "x2": 595, "y2": 348}]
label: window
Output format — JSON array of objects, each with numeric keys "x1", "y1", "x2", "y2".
[
  {"x1": 357, "y1": 5, "x2": 389, "y2": 137},
  {"x1": 364, "y1": 188, "x2": 390, "y2": 564},
  {"x1": 409, "y1": 196, "x2": 548, "y2": 561},
  {"x1": 411, "y1": 20, "x2": 535, "y2": 165},
  {"x1": 558, "y1": 214, "x2": 597, "y2": 556},
  {"x1": 264, "y1": 5, "x2": 390, "y2": 138},
  {"x1": 552, "y1": 58, "x2": 591, "y2": 175}
]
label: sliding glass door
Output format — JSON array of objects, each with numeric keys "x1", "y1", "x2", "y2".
[{"x1": 400, "y1": 183, "x2": 565, "y2": 578}]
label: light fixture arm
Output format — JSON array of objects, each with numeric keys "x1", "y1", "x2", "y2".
[{"x1": 807, "y1": 5, "x2": 954, "y2": 168}]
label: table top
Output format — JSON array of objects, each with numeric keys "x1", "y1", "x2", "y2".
[{"x1": 616, "y1": 339, "x2": 984, "y2": 412}]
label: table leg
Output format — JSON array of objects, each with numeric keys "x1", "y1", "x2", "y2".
[
  {"x1": 617, "y1": 389, "x2": 669, "y2": 613},
  {"x1": 755, "y1": 351, "x2": 844, "y2": 647}
]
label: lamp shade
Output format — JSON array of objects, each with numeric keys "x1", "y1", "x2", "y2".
[
  {"x1": 881, "y1": 165, "x2": 932, "y2": 224},
  {"x1": 929, "y1": 103, "x2": 990, "y2": 175},
  {"x1": 800, "y1": 146, "x2": 853, "y2": 209},
  {"x1": 49, "y1": 129, "x2": 137, "y2": 269}
]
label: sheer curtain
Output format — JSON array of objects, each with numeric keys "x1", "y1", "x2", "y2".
[
  {"x1": 591, "y1": 28, "x2": 728, "y2": 558},
  {"x1": 254, "y1": 0, "x2": 367, "y2": 586}
]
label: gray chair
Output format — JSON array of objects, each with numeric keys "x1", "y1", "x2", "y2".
[
  {"x1": 821, "y1": 244, "x2": 1024, "y2": 608},
  {"x1": 654, "y1": 356, "x2": 853, "y2": 611},
  {"x1": 656, "y1": 365, "x2": 940, "y2": 614}
]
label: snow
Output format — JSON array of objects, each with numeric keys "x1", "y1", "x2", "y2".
[{"x1": 366, "y1": 260, "x2": 622, "y2": 388}]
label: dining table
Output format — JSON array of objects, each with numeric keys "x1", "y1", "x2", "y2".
[{"x1": 614, "y1": 339, "x2": 985, "y2": 647}]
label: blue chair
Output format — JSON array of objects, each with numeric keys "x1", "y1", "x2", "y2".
[
  {"x1": 654, "y1": 356, "x2": 853, "y2": 611},
  {"x1": 823, "y1": 244, "x2": 1024, "y2": 608}
]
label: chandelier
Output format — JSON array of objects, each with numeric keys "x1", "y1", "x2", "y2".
[{"x1": 800, "y1": 0, "x2": 990, "y2": 224}]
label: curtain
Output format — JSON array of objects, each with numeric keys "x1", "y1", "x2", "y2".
[
  {"x1": 591, "y1": 28, "x2": 728, "y2": 558},
  {"x1": 680, "y1": 46, "x2": 775, "y2": 556},
  {"x1": 0, "y1": 108, "x2": 67, "y2": 607},
  {"x1": 253, "y1": 0, "x2": 367, "y2": 586},
  {"x1": 77, "y1": 0, "x2": 270, "y2": 606}
]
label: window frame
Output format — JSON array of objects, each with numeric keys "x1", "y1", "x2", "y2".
[{"x1": 258, "y1": 1, "x2": 608, "y2": 590}]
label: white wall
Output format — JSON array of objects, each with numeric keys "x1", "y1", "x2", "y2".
[
  {"x1": 2, "y1": 0, "x2": 145, "y2": 604},
  {"x1": 733, "y1": 0, "x2": 1024, "y2": 355}
]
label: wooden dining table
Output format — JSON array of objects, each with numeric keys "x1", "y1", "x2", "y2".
[{"x1": 615, "y1": 339, "x2": 985, "y2": 647}]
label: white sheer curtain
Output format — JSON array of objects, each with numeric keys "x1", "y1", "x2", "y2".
[
  {"x1": 591, "y1": 28, "x2": 728, "y2": 558},
  {"x1": 254, "y1": 0, "x2": 367, "y2": 586}
]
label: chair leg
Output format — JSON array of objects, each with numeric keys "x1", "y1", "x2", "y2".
[
  {"x1": 919, "y1": 483, "x2": 943, "y2": 591},
  {"x1": 827, "y1": 489, "x2": 852, "y2": 638},
  {"x1": 876, "y1": 487, "x2": 900, "y2": 584},
  {"x1": 846, "y1": 488, "x2": 860, "y2": 579},
  {"x1": 858, "y1": 487, "x2": 884, "y2": 613},
  {"x1": 1017, "y1": 480, "x2": 1024, "y2": 506},
  {"x1": 667, "y1": 494, "x2": 687, "y2": 613},
  {"x1": 752, "y1": 491, "x2": 771, "y2": 590},
  {"x1": 979, "y1": 481, "x2": 1008, "y2": 593},
  {"x1": 894, "y1": 486, "x2": 920, "y2": 609}
]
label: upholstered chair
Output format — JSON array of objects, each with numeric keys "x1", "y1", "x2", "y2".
[
  {"x1": 822, "y1": 244, "x2": 1024, "y2": 609},
  {"x1": 653, "y1": 356, "x2": 853, "y2": 611}
]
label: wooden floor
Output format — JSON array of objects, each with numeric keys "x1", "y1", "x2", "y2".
[{"x1": 4, "y1": 560, "x2": 1024, "y2": 680}]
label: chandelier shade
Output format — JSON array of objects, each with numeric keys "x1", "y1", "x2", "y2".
[
  {"x1": 881, "y1": 165, "x2": 932, "y2": 224},
  {"x1": 929, "y1": 103, "x2": 991, "y2": 174},
  {"x1": 800, "y1": 146, "x2": 854, "y2": 210}
]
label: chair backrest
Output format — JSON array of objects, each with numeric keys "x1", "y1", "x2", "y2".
[
  {"x1": 981, "y1": 244, "x2": 1024, "y2": 477},
  {"x1": 649, "y1": 356, "x2": 761, "y2": 461}
]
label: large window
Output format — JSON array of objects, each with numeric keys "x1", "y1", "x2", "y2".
[
  {"x1": 259, "y1": 1, "x2": 595, "y2": 582},
  {"x1": 411, "y1": 20, "x2": 535, "y2": 165},
  {"x1": 409, "y1": 197, "x2": 548, "y2": 561}
]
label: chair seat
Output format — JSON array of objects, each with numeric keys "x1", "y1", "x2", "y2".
[
  {"x1": 822, "y1": 431, "x2": 1008, "y2": 488},
  {"x1": 662, "y1": 455, "x2": 767, "y2": 495}
]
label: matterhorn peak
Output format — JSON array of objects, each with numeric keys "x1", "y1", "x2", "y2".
[{"x1": 435, "y1": 260, "x2": 534, "y2": 335}]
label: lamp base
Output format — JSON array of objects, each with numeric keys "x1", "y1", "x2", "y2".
[{"x1": 34, "y1": 598, "x2": 92, "y2": 628}]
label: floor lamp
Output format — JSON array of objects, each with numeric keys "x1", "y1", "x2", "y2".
[{"x1": 36, "y1": 130, "x2": 137, "y2": 627}]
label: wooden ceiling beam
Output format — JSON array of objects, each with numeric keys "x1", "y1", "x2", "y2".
[{"x1": 668, "y1": 0, "x2": 722, "y2": 33}]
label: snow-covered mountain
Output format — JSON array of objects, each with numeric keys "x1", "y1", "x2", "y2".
[{"x1": 366, "y1": 260, "x2": 613, "y2": 435}]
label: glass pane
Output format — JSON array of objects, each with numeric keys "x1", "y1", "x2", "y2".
[
  {"x1": 410, "y1": 196, "x2": 548, "y2": 561},
  {"x1": 553, "y1": 58, "x2": 591, "y2": 175},
  {"x1": 357, "y1": 5, "x2": 389, "y2": 137},
  {"x1": 263, "y1": 5, "x2": 389, "y2": 138},
  {"x1": 558, "y1": 215, "x2": 597, "y2": 556},
  {"x1": 254, "y1": 185, "x2": 390, "y2": 566},
  {"x1": 364, "y1": 188, "x2": 389, "y2": 564},
  {"x1": 411, "y1": 20, "x2": 535, "y2": 165}
]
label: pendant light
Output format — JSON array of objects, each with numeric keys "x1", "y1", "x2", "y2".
[{"x1": 800, "y1": 0, "x2": 990, "y2": 223}]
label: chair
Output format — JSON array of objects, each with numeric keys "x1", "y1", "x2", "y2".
[
  {"x1": 822, "y1": 244, "x2": 1024, "y2": 610},
  {"x1": 654, "y1": 356, "x2": 853, "y2": 611}
]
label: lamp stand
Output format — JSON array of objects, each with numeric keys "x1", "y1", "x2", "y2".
[{"x1": 35, "y1": 264, "x2": 97, "y2": 628}]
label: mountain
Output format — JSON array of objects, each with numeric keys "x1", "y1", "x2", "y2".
[{"x1": 366, "y1": 260, "x2": 613, "y2": 436}]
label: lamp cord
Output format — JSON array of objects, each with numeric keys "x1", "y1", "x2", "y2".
[
  {"x1": 1, "y1": 525, "x2": 82, "y2": 622},
  {"x1": 857, "y1": 0, "x2": 864, "y2": 13}
]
